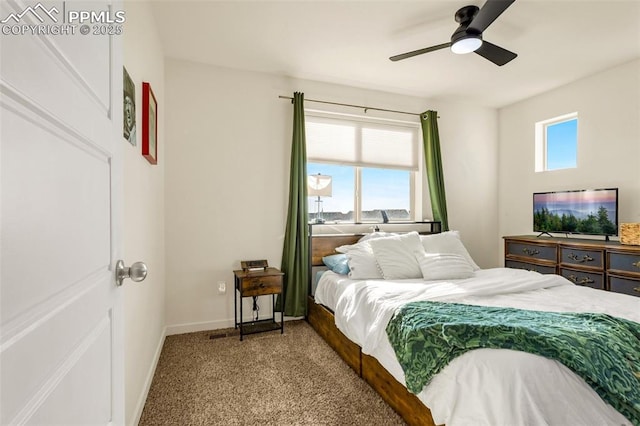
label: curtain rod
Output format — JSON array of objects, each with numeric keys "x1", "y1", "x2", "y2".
[{"x1": 278, "y1": 95, "x2": 425, "y2": 118}]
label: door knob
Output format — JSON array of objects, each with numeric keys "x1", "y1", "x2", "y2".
[{"x1": 115, "y1": 260, "x2": 148, "y2": 286}]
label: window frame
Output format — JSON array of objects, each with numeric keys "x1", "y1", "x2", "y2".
[
  {"x1": 535, "y1": 112, "x2": 578, "y2": 172},
  {"x1": 305, "y1": 110, "x2": 421, "y2": 223}
]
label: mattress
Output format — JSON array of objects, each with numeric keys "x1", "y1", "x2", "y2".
[{"x1": 315, "y1": 268, "x2": 640, "y2": 426}]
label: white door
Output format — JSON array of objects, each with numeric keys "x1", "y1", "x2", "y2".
[{"x1": 1, "y1": 1, "x2": 125, "y2": 424}]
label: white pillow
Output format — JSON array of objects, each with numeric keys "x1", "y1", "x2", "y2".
[
  {"x1": 415, "y1": 251, "x2": 475, "y2": 280},
  {"x1": 358, "y1": 231, "x2": 396, "y2": 243},
  {"x1": 336, "y1": 241, "x2": 383, "y2": 279},
  {"x1": 420, "y1": 231, "x2": 480, "y2": 270},
  {"x1": 369, "y1": 232, "x2": 424, "y2": 279}
]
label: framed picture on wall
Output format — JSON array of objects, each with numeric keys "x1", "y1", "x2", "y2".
[
  {"x1": 123, "y1": 67, "x2": 136, "y2": 146},
  {"x1": 142, "y1": 82, "x2": 158, "y2": 165}
]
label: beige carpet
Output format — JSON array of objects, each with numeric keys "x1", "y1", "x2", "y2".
[{"x1": 139, "y1": 320, "x2": 406, "y2": 425}]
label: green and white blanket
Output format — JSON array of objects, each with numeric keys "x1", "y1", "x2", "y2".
[{"x1": 386, "y1": 301, "x2": 640, "y2": 425}]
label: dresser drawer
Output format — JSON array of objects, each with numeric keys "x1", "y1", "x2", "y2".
[
  {"x1": 560, "y1": 267, "x2": 605, "y2": 290},
  {"x1": 608, "y1": 274, "x2": 640, "y2": 297},
  {"x1": 506, "y1": 241, "x2": 557, "y2": 262},
  {"x1": 239, "y1": 275, "x2": 282, "y2": 296},
  {"x1": 505, "y1": 260, "x2": 556, "y2": 274},
  {"x1": 559, "y1": 246, "x2": 604, "y2": 269},
  {"x1": 607, "y1": 251, "x2": 640, "y2": 277}
]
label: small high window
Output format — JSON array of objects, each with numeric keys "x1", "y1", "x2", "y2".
[{"x1": 535, "y1": 113, "x2": 578, "y2": 172}]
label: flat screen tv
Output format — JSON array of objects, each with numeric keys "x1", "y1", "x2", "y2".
[{"x1": 533, "y1": 188, "x2": 618, "y2": 238}]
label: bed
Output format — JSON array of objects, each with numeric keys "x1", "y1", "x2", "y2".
[{"x1": 305, "y1": 226, "x2": 640, "y2": 426}]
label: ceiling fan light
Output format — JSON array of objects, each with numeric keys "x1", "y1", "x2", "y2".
[{"x1": 451, "y1": 37, "x2": 482, "y2": 54}]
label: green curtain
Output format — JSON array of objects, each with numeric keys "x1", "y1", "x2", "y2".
[
  {"x1": 420, "y1": 110, "x2": 449, "y2": 231},
  {"x1": 278, "y1": 92, "x2": 309, "y2": 317}
]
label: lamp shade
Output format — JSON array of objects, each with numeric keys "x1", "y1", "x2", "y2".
[{"x1": 308, "y1": 174, "x2": 332, "y2": 197}]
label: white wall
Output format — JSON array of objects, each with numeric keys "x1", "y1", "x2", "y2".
[
  {"x1": 163, "y1": 59, "x2": 499, "y2": 333},
  {"x1": 498, "y1": 59, "x2": 640, "y2": 257},
  {"x1": 122, "y1": 2, "x2": 166, "y2": 425}
]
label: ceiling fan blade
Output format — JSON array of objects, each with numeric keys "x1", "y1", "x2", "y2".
[
  {"x1": 389, "y1": 42, "x2": 451, "y2": 61},
  {"x1": 468, "y1": 0, "x2": 515, "y2": 33},
  {"x1": 474, "y1": 40, "x2": 517, "y2": 66}
]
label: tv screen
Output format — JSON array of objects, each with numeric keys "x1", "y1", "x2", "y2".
[{"x1": 533, "y1": 188, "x2": 618, "y2": 236}]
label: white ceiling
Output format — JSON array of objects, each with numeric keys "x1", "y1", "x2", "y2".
[{"x1": 151, "y1": 0, "x2": 640, "y2": 108}]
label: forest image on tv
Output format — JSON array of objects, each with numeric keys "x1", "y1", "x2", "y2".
[{"x1": 533, "y1": 189, "x2": 618, "y2": 236}]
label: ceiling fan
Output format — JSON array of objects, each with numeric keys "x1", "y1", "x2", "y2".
[{"x1": 390, "y1": 0, "x2": 517, "y2": 66}]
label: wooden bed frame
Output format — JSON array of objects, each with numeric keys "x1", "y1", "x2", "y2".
[{"x1": 305, "y1": 226, "x2": 440, "y2": 426}]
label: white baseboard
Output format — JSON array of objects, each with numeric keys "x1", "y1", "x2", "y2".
[
  {"x1": 165, "y1": 315, "x2": 303, "y2": 336},
  {"x1": 165, "y1": 318, "x2": 235, "y2": 336},
  {"x1": 130, "y1": 326, "x2": 166, "y2": 426}
]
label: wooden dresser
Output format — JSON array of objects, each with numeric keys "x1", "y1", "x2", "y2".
[{"x1": 504, "y1": 235, "x2": 640, "y2": 297}]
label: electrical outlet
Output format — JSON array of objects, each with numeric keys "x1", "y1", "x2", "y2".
[{"x1": 217, "y1": 281, "x2": 226, "y2": 294}]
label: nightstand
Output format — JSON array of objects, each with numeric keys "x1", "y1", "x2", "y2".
[{"x1": 233, "y1": 267, "x2": 284, "y2": 341}]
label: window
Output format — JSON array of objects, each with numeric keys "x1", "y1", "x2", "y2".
[
  {"x1": 306, "y1": 112, "x2": 418, "y2": 223},
  {"x1": 535, "y1": 113, "x2": 578, "y2": 172},
  {"x1": 307, "y1": 163, "x2": 355, "y2": 222},
  {"x1": 361, "y1": 167, "x2": 411, "y2": 221}
]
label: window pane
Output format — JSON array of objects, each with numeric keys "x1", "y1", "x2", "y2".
[
  {"x1": 361, "y1": 167, "x2": 411, "y2": 222},
  {"x1": 308, "y1": 163, "x2": 354, "y2": 223},
  {"x1": 546, "y1": 118, "x2": 577, "y2": 170}
]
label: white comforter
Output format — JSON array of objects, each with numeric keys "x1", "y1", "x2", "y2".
[{"x1": 315, "y1": 268, "x2": 640, "y2": 426}]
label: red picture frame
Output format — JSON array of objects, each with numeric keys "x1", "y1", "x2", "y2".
[{"x1": 142, "y1": 82, "x2": 157, "y2": 165}]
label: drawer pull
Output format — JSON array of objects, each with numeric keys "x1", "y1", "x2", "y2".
[
  {"x1": 523, "y1": 248, "x2": 540, "y2": 256},
  {"x1": 567, "y1": 274, "x2": 595, "y2": 285},
  {"x1": 632, "y1": 261, "x2": 640, "y2": 269},
  {"x1": 567, "y1": 253, "x2": 594, "y2": 263},
  {"x1": 634, "y1": 286, "x2": 640, "y2": 294}
]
